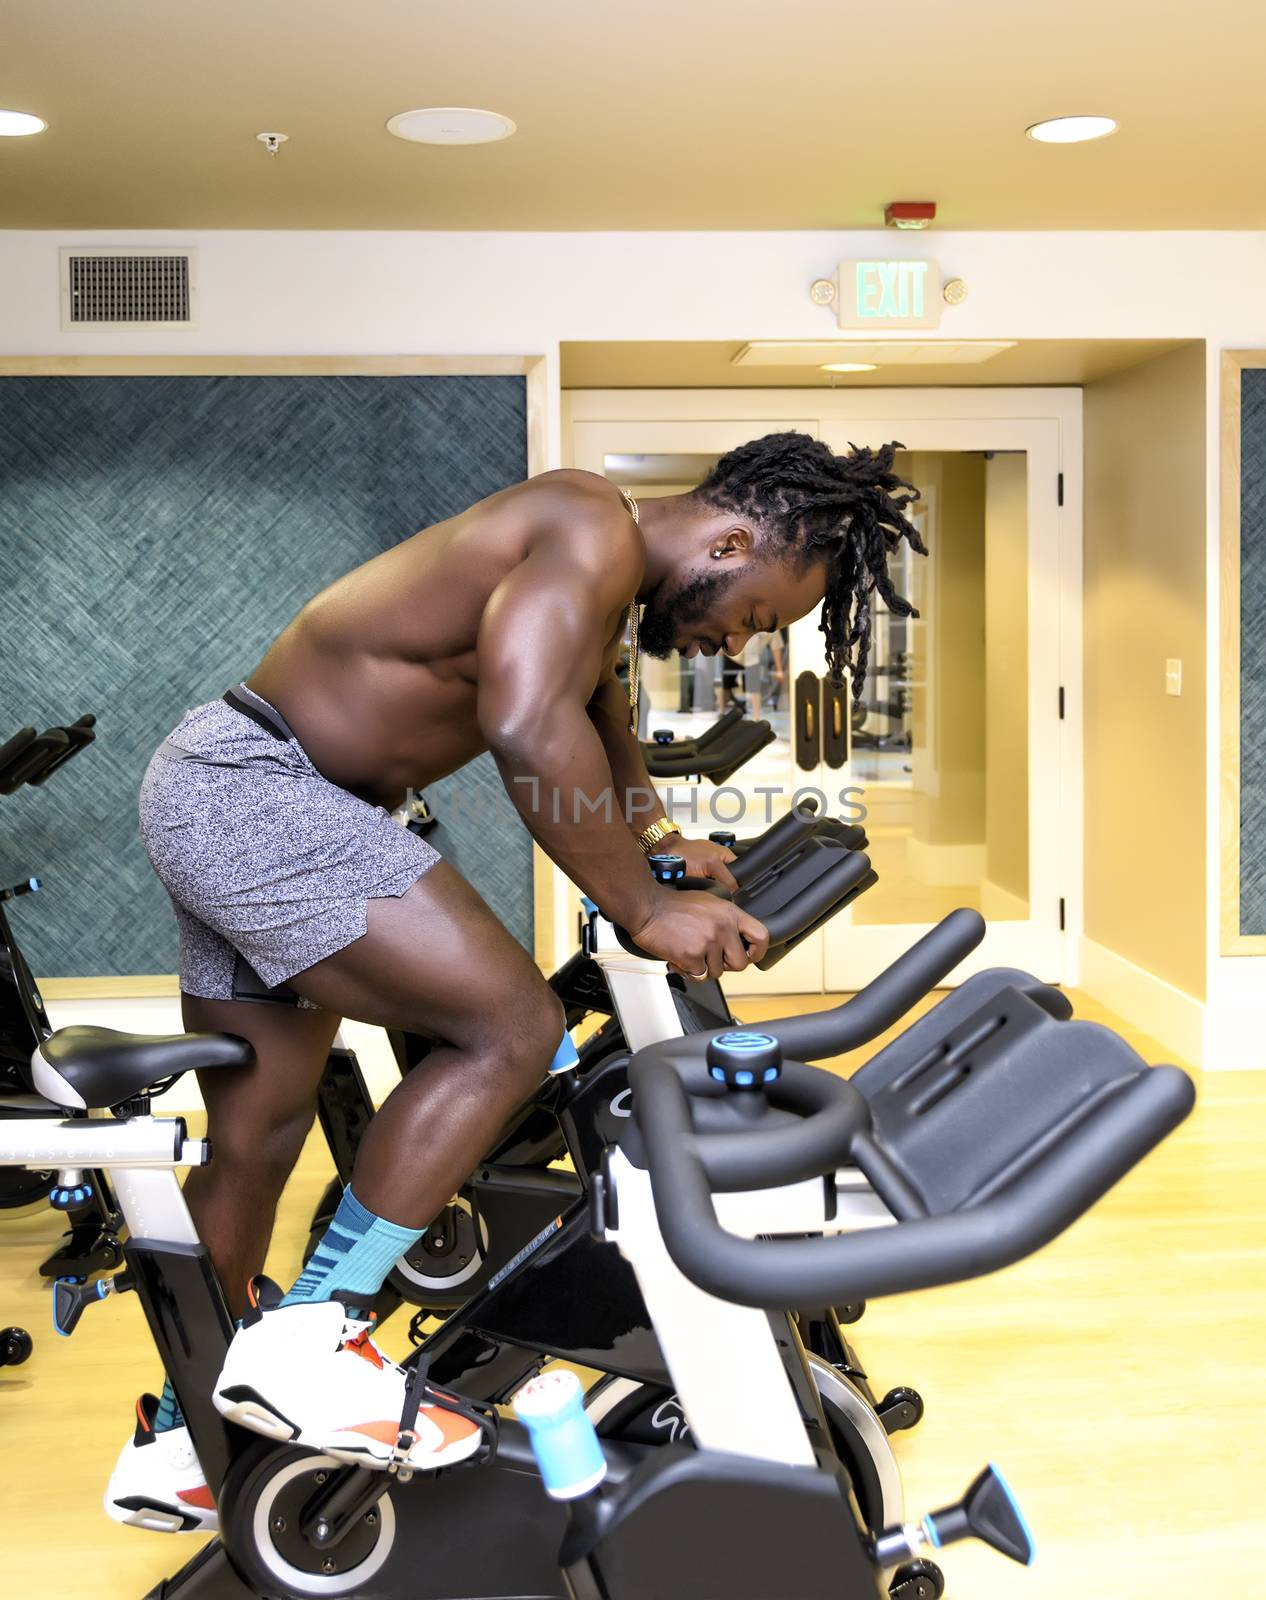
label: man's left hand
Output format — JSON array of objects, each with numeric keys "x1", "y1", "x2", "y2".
[{"x1": 673, "y1": 834, "x2": 739, "y2": 893}]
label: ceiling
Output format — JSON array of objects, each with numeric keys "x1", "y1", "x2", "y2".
[
  {"x1": 2, "y1": 0, "x2": 1264, "y2": 230},
  {"x1": 560, "y1": 339, "x2": 1196, "y2": 388}
]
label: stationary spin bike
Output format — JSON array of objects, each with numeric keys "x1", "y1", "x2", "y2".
[
  {"x1": 9, "y1": 903, "x2": 1194, "y2": 1599},
  {"x1": 0, "y1": 713, "x2": 127, "y2": 1370}
]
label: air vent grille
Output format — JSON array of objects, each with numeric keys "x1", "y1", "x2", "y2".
[{"x1": 60, "y1": 248, "x2": 197, "y2": 329}]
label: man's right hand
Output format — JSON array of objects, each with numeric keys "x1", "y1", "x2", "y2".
[{"x1": 629, "y1": 889, "x2": 770, "y2": 980}]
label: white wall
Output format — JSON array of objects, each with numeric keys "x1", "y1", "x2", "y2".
[{"x1": 2, "y1": 226, "x2": 1261, "y2": 1064}]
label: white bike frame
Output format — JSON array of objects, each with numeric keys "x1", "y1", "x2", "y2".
[
  {"x1": 587, "y1": 910, "x2": 901, "y2": 1510},
  {"x1": 0, "y1": 1098, "x2": 208, "y2": 1248}
]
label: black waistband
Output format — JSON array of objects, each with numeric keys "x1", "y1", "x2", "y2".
[{"x1": 222, "y1": 688, "x2": 291, "y2": 742}]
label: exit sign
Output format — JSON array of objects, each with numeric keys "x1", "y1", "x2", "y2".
[{"x1": 835, "y1": 259, "x2": 943, "y2": 330}]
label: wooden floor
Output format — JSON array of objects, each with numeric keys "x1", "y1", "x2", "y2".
[{"x1": 1, "y1": 991, "x2": 1262, "y2": 1599}]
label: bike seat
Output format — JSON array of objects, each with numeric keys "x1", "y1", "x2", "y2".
[{"x1": 33, "y1": 1026, "x2": 255, "y2": 1111}]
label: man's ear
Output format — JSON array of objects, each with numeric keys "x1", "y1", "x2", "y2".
[{"x1": 711, "y1": 523, "x2": 755, "y2": 560}]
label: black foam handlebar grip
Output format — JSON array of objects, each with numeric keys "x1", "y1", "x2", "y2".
[
  {"x1": 770, "y1": 908, "x2": 986, "y2": 1059},
  {"x1": 752, "y1": 849, "x2": 873, "y2": 949},
  {"x1": 695, "y1": 705, "x2": 744, "y2": 750},
  {"x1": 28, "y1": 716, "x2": 96, "y2": 787},
  {"x1": 644, "y1": 720, "x2": 773, "y2": 777},
  {"x1": 701, "y1": 722, "x2": 778, "y2": 784},
  {"x1": 0, "y1": 727, "x2": 37, "y2": 788},
  {"x1": 644, "y1": 707, "x2": 748, "y2": 764},
  {"x1": 0, "y1": 730, "x2": 70, "y2": 795},
  {"x1": 729, "y1": 802, "x2": 820, "y2": 888}
]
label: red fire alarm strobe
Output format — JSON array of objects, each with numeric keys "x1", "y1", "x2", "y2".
[{"x1": 885, "y1": 201, "x2": 937, "y2": 230}]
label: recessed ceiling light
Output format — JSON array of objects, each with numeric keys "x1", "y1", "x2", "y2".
[
  {"x1": 387, "y1": 107, "x2": 516, "y2": 146},
  {"x1": 0, "y1": 110, "x2": 47, "y2": 137},
  {"x1": 1026, "y1": 115, "x2": 1117, "y2": 144},
  {"x1": 821, "y1": 362, "x2": 878, "y2": 374}
]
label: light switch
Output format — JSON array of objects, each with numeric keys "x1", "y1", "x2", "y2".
[{"x1": 1165, "y1": 658, "x2": 1183, "y2": 697}]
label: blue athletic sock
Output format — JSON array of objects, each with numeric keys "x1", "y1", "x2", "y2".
[
  {"x1": 152, "y1": 1376, "x2": 184, "y2": 1434},
  {"x1": 281, "y1": 1187, "x2": 422, "y2": 1316}
]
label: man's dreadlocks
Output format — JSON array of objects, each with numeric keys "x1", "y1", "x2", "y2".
[{"x1": 692, "y1": 432, "x2": 926, "y2": 695}]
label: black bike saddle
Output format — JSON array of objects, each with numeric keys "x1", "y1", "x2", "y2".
[{"x1": 35, "y1": 1025, "x2": 254, "y2": 1110}]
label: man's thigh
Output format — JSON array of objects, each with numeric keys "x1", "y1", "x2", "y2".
[
  {"x1": 286, "y1": 860, "x2": 551, "y2": 1042},
  {"x1": 180, "y1": 991, "x2": 342, "y2": 1131}
]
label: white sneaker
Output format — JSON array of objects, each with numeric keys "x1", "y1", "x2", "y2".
[
  {"x1": 212, "y1": 1279, "x2": 486, "y2": 1473},
  {"x1": 104, "y1": 1394, "x2": 218, "y2": 1534}
]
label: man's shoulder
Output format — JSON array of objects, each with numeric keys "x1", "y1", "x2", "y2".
[
  {"x1": 528, "y1": 468, "x2": 629, "y2": 512},
  {"x1": 533, "y1": 467, "x2": 615, "y2": 489},
  {"x1": 524, "y1": 470, "x2": 641, "y2": 570}
]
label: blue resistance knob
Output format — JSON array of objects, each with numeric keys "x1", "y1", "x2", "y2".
[
  {"x1": 706, "y1": 1029, "x2": 782, "y2": 1089},
  {"x1": 708, "y1": 830, "x2": 737, "y2": 849},
  {"x1": 50, "y1": 1182, "x2": 94, "y2": 1211},
  {"x1": 647, "y1": 852, "x2": 686, "y2": 884},
  {"x1": 652, "y1": 729, "x2": 676, "y2": 744}
]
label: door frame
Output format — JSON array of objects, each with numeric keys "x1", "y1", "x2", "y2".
[
  {"x1": 814, "y1": 413, "x2": 1066, "y2": 988},
  {"x1": 562, "y1": 387, "x2": 1083, "y2": 990}
]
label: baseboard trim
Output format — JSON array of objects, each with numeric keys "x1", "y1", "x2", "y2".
[
  {"x1": 1077, "y1": 937, "x2": 1204, "y2": 1068},
  {"x1": 38, "y1": 974, "x2": 180, "y2": 1000}
]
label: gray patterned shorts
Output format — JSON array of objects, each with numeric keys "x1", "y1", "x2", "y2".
[{"x1": 139, "y1": 685, "x2": 440, "y2": 1004}]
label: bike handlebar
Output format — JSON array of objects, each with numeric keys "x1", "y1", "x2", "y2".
[
  {"x1": 751, "y1": 847, "x2": 873, "y2": 948},
  {"x1": 770, "y1": 908, "x2": 986, "y2": 1057},
  {"x1": 0, "y1": 715, "x2": 96, "y2": 795},
  {"x1": 692, "y1": 703, "x2": 745, "y2": 750},
  {"x1": 611, "y1": 803, "x2": 871, "y2": 968},
  {"x1": 642, "y1": 706, "x2": 744, "y2": 760},
  {"x1": 643, "y1": 719, "x2": 774, "y2": 779},
  {"x1": 629, "y1": 1039, "x2": 1195, "y2": 1310},
  {"x1": 729, "y1": 802, "x2": 820, "y2": 887}
]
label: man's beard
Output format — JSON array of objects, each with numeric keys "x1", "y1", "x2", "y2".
[{"x1": 638, "y1": 566, "x2": 738, "y2": 658}]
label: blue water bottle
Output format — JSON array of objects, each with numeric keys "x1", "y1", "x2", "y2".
[{"x1": 514, "y1": 1369, "x2": 608, "y2": 1500}]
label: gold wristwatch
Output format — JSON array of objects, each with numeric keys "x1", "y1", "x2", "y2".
[{"x1": 637, "y1": 816, "x2": 682, "y2": 855}]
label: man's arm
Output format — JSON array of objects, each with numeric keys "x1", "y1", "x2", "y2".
[
  {"x1": 477, "y1": 520, "x2": 764, "y2": 974},
  {"x1": 587, "y1": 671, "x2": 663, "y2": 843},
  {"x1": 477, "y1": 533, "x2": 653, "y2": 928},
  {"x1": 589, "y1": 671, "x2": 738, "y2": 890}
]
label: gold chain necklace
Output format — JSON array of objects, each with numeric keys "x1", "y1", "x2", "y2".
[{"x1": 620, "y1": 488, "x2": 641, "y2": 733}]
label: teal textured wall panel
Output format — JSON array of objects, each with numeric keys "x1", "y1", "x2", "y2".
[
  {"x1": 0, "y1": 374, "x2": 529, "y2": 975},
  {"x1": 1241, "y1": 368, "x2": 1266, "y2": 935}
]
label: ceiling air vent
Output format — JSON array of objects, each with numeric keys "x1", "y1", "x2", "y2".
[{"x1": 59, "y1": 247, "x2": 198, "y2": 330}]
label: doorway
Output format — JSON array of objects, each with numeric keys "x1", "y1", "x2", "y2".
[{"x1": 565, "y1": 388, "x2": 1081, "y2": 994}]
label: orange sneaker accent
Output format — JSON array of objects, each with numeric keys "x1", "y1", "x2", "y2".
[
  {"x1": 342, "y1": 1328, "x2": 385, "y2": 1370},
  {"x1": 136, "y1": 1396, "x2": 152, "y2": 1433},
  {"x1": 420, "y1": 1403, "x2": 480, "y2": 1449},
  {"x1": 177, "y1": 1484, "x2": 216, "y2": 1510},
  {"x1": 347, "y1": 1419, "x2": 401, "y2": 1445}
]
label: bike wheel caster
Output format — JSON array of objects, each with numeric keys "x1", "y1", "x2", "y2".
[
  {"x1": 889, "y1": 1557, "x2": 945, "y2": 1599},
  {"x1": 1, "y1": 1326, "x2": 33, "y2": 1367},
  {"x1": 877, "y1": 1385, "x2": 924, "y2": 1434}
]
